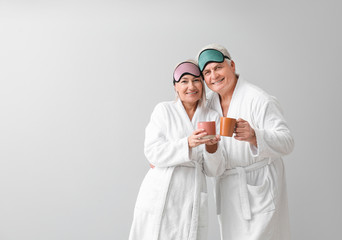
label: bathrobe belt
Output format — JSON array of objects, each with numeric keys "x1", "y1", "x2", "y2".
[
  {"x1": 215, "y1": 158, "x2": 273, "y2": 220},
  {"x1": 178, "y1": 162, "x2": 202, "y2": 240}
]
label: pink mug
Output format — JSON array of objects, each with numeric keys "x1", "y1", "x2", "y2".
[{"x1": 197, "y1": 121, "x2": 216, "y2": 139}]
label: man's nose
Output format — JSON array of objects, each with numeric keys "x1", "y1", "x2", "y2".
[{"x1": 211, "y1": 71, "x2": 218, "y2": 80}]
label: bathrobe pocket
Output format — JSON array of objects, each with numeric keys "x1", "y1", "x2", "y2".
[{"x1": 246, "y1": 166, "x2": 276, "y2": 215}]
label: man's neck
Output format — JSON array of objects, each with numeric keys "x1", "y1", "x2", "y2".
[
  {"x1": 219, "y1": 75, "x2": 238, "y2": 102},
  {"x1": 218, "y1": 75, "x2": 238, "y2": 116}
]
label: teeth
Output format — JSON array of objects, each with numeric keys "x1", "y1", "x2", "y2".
[
  {"x1": 213, "y1": 79, "x2": 223, "y2": 85},
  {"x1": 187, "y1": 92, "x2": 198, "y2": 94}
]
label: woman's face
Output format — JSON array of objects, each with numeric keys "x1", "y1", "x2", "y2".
[{"x1": 174, "y1": 74, "x2": 203, "y2": 105}]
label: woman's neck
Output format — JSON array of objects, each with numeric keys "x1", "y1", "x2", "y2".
[{"x1": 182, "y1": 101, "x2": 198, "y2": 121}]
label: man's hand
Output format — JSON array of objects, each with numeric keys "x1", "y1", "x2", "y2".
[{"x1": 234, "y1": 118, "x2": 257, "y2": 147}]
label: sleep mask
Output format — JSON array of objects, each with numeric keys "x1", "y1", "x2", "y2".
[
  {"x1": 173, "y1": 62, "x2": 201, "y2": 84},
  {"x1": 198, "y1": 49, "x2": 230, "y2": 71}
]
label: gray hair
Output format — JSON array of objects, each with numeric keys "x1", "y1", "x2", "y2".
[{"x1": 174, "y1": 59, "x2": 206, "y2": 107}]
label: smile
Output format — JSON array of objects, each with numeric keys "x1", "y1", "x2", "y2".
[
  {"x1": 212, "y1": 79, "x2": 224, "y2": 85},
  {"x1": 186, "y1": 91, "x2": 198, "y2": 94}
]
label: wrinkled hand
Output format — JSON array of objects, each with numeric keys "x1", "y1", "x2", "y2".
[
  {"x1": 204, "y1": 134, "x2": 221, "y2": 153},
  {"x1": 205, "y1": 135, "x2": 221, "y2": 146},
  {"x1": 234, "y1": 118, "x2": 257, "y2": 147},
  {"x1": 188, "y1": 129, "x2": 214, "y2": 148}
]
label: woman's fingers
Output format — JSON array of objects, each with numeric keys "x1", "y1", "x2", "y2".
[
  {"x1": 190, "y1": 130, "x2": 224, "y2": 147},
  {"x1": 196, "y1": 138, "x2": 211, "y2": 144},
  {"x1": 193, "y1": 129, "x2": 206, "y2": 135},
  {"x1": 211, "y1": 135, "x2": 221, "y2": 142},
  {"x1": 204, "y1": 135, "x2": 221, "y2": 146},
  {"x1": 196, "y1": 132, "x2": 208, "y2": 139}
]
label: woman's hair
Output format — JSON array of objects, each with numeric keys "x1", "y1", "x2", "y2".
[{"x1": 174, "y1": 59, "x2": 206, "y2": 107}]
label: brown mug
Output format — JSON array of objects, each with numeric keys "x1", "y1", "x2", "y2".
[
  {"x1": 197, "y1": 121, "x2": 216, "y2": 139},
  {"x1": 220, "y1": 117, "x2": 236, "y2": 137}
]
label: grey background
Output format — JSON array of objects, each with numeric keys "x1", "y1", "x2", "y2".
[{"x1": 0, "y1": 0, "x2": 341, "y2": 239}]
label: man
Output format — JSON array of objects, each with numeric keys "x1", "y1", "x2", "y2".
[{"x1": 197, "y1": 44, "x2": 294, "y2": 240}]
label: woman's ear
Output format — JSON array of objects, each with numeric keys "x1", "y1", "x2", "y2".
[{"x1": 174, "y1": 83, "x2": 179, "y2": 94}]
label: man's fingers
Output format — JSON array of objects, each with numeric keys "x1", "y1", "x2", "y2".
[
  {"x1": 234, "y1": 127, "x2": 246, "y2": 133},
  {"x1": 236, "y1": 121, "x2": 248, "y2": 128},
  {"x1": 234, "y1": 136, "x2": 243, "y2": 141},
  {"x1": 234, "y1": 134, "x2": 247, "y2": 141},
  {"x1": 236, "y1": 118, "x2": 246, "y2": 122},
  {"x1": 234, "y1": 132, "x2": 247, "y2": 138}
]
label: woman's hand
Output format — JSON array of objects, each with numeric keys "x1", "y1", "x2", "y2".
[
  {"x1": 188, "y1": 129, "x2": 213, "y2": 148},
  {"x1": 204, "y1": 134, "x2": 221, "y2": 153},
  {"x1": 234, "y1": 118, "x2": 257, "y2": 147},
  {"x1": 205, "y1": 135, "x2": 221, "y2": 145}
]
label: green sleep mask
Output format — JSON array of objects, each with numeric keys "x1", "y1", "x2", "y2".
[{"x1": 198, "y1": 49, "x2": 230, "y2": 71}]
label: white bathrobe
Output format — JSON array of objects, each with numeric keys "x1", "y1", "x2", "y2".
[
  {"x1": 207, "y1": 77, "x2": 294, "y2": 240},
  {"x1": 129, "y1": 99, "x2": 225, "y2": 240}
]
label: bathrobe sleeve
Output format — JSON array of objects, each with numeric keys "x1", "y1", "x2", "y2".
[
  {"x1": 202, "y1": 111, "x2": 226, "y2": 177},
  {"x1": 249, "y1": 96, "x2": 294, "y2": 159},
  {"x1": 144, "y1": 103, "x2": 193, "y2": 167},
  {"x1": 203, "y1": 143, "x2": 226, "y2": 177}
]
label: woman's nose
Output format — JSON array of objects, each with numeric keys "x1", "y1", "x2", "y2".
[{"x1": 189, "y1": 83, "x2": 198, "y2": 91}]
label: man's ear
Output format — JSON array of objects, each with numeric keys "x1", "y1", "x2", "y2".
[{"x1": 230, "y1": 60, "x2": 236, "y2": 71}]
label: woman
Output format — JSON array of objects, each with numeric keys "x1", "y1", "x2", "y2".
[{"x1": 129, "y1": 61, "x2": 225, "y2": 240}]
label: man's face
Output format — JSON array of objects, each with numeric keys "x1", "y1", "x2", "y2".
[{"x1": 202, "y1": 60, "x2": 236, "y2": 94}]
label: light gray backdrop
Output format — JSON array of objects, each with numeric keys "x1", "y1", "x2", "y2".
[{"x1": 1, "y1": 0, "x2": 341, "y2": 239}]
